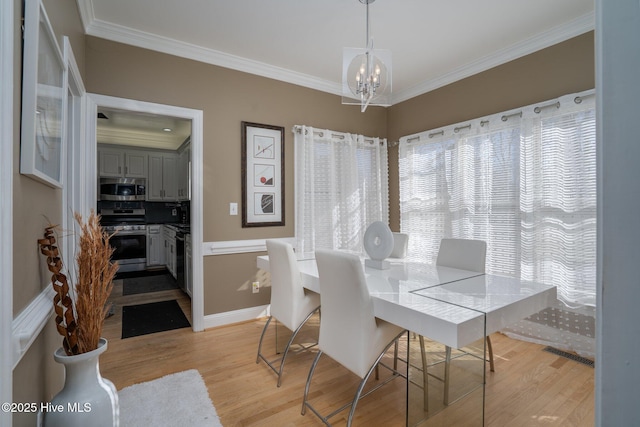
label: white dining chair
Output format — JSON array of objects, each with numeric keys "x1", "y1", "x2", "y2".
[
  {"x1": 389, "y1": 232, "x2": 409, "y2": 259},
  {"x1": 302, "y1": 249, "x2": 406, "y2": 427},
  {"x1": 256, "y1": 240, "x2": 321, "y2": 387},
  {"x1": 422, "y1": 238, "x2": 492, "y2": 406}
]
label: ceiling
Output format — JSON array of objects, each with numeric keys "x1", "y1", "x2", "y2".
[
  {"x1": 96, "y1": 107, "x2": 191, "y2": 150},
  {"x1": 78, "y1": 0, "x2": 594, "y2": 105},
  {"x1": 83, "y1": 0, "x2": 594, "y2": 148}
]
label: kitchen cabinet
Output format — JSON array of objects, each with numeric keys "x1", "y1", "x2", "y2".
[
  {"x1": 146, "y1": 225, "x2": 165, "y2": 266},
  {"x1": 163, "y1": 225, "x2": 177, "y2": 279},
  {"x1": 98, "y1": 147, "x2": 147, "y2": 178},
  {"x1": 177, "y1": 146, "x2": 190, "y2": 201},
  {"x1": 148, "y1": 153, "x2": 177, "y2": 201},
  {"x1": 185, "y1": 233, "x2": 192, "y2": 297}
]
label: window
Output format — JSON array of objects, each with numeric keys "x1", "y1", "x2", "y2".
[
  {"x1": 294, "y1": 126, "x2": 388, "y2": 257},
  {"x1": 399, "y1": 91, "x2": 596, "y2": 355}
]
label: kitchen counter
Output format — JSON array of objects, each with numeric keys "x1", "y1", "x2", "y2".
[{"x1": 164, "y1": 223, "x2": 190, "y2": 234}]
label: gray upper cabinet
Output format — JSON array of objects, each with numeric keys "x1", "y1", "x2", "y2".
[
  {"x1": 148, "y1": 152, "x2": 177, "y2": 201},
  {"x1": 98, "y1": 147, "x2": 147, "y2": 178},
  {"x1": 98, "y1": 144, "x2": 187, "y2": 202},
  {"x1": 177, "y1": 145, "x2": 190, "y2": 201},
  {"x1": 125, "y1": 151, "x2": 147, "y2": 178}
]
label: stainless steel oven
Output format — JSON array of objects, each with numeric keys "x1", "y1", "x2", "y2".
[{"x1": 100, "y1": 203, "x2": 147, "y2": 272}]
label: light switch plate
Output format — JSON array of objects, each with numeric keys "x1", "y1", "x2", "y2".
[{"x1": 230, "y1": 202, "x2": 238, "y2": 215}]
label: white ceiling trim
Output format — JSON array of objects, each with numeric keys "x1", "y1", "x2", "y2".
[
  {"x1": 77, "y1": 1, "x2": 594, "y2": 106},
  {"x1": 393, "y1": 12, "x2": 595, "y2": 104},
  {"x1": 97, "y1": 128, "x2": 185, "y2": 150},
  {"x1": 75, "y1": 0, "x2": 95, "y2": 34},
  {"x1": 84, "y1": 17, "x2": 342, "y2": 96}
]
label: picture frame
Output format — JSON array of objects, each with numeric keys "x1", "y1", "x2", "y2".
[
  {"x1": 20, "y1": 0, "x2": 67, "y2": 188},
  {"x1": 241, "y1": 122, "x2": 285, "y2": 227}
]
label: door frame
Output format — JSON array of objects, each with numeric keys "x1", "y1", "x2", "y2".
[
  {"x1": 0, "y1": 0, "x2": 14, "y2": 423},
  {"x1": 86, "y1": 94, "x2": 205, "y2": 331},
  {"x1": 62, "y1": 37, "x2": 86, "y2": 281}
]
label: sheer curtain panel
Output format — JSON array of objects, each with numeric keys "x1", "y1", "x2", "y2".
[
  {"x1": 398, "y1": 90, "x2": 596, "y2": 356},
  {"x1": 294, "y1": 125, "x2": 389, "y2": 258}
]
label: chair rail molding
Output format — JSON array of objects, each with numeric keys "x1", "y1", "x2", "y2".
[
  {"x1": 11, "y1": 286, "x2": 55, "y2": 369},
  {"x1": 203, "y1": 237, "x2": 295, "y2": 256}
]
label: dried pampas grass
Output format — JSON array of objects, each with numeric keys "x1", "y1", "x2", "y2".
[
  {"x1": 74, "y1": 211, "x2": 118, "y2": 353},
  {"x1": 38, "y1": 211, "x2": 118, "y2": 355}
]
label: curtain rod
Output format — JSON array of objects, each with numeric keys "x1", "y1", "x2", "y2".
[
  {"x1": 454, "y1": 124, "x2": 471, "y2": 133},
  {"x1": 399, "y1": 90, "x2": 594, "y2": 146},
  {"x1": 405, "y1": 129, "x2": 443, "y2": 144},
  {"x1": 574, "y1": 93, "x2": 595, "y2": 104},
  {"x1": 534, "y1": 101, "x2": 560, "y2": 114},
  {"x1": 293, "y1": 126, "x2": 345, "y2": 139},
  {"x1": 293, "y1": 125, "x2": 384, "y2": 145}
]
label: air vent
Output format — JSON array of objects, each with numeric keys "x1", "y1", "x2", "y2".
[{"x1": 543, "y1": 347, "x2": 594, "y2": 367}]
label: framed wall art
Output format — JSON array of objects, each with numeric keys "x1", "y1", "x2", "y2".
[
  {"x1": 241, "y1": 122, "x2": 285, "y2": 227},
  {"x1": 20, "y1": 0, "x2": 67, "y2": 188}
]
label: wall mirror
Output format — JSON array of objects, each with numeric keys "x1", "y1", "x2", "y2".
[{"x1": 20, "y1": 0, "x2": 67, "y2": 188}]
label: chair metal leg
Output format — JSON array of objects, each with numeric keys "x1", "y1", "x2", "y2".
[
  {"x1": 301, "y1": 350, "x2": 323, "y2": 416},
  {"x1": 347, "y1": 368, "x2": 376, "y2": 427},
  {"x1": 418, "y1": 335, "x2": 429, "y2": 411},
  {"x1": 444, "y1": 346, "x2": 452, "y2": 406},
  {"x1": 303, "y1": 331, "x2": 406, "y2": 426},
  {"x1": 346, "y1": 334, "x2": 405, "y2": 427},
  {"x1": 486, "y1": 335, "x2": 495, "y2": 372},
  {"x1": 275, "y1": 308, "x2": 319, "y2": 386},
  {"x1": 256, "y1": 316, "x2": 273, "y2": 364},
  {"x1": 393, "y1": 339, "x2": 399, "y2": 371},
  {"x1": 375, "y1": 338, "x2": 399, "y2": 380},
  {"x1": 442, "y1": 336, "x2": 493, "y2": 406},
  {"x1": 257, "y1": 308, "x2": 320, "y2": 387}
]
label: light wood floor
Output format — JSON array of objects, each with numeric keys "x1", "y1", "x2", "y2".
[{"x1": 100, "y1": 284, "x2": 594, "y2": 426}]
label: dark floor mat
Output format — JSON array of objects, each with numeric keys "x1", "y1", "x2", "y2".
[
  {"x1": 121, "y1": 299, "x2": 190, "y2": 339},
  {"x1": 115, "y1": 268, "x2": 169, "y2": 280},
  {"x1": 122, "y1": 272, "x2": 178, "y2": 296}
]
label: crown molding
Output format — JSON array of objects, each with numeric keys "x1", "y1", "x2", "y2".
[
  {"x1": 84, "y1": 17, "x2": 342, "y2": 97},
  {"x1": 79, "y1": 0, "x2": 594, "y2": 106},
  {"x1": 75, "y1": 0, "x2": 95, "y2": 33},
  {"x1": 97, "y1": 128, "x2": 184, "y2": 150},
  {"x1": 392, "y1": 11, "x2": 595, "y2": 104}
]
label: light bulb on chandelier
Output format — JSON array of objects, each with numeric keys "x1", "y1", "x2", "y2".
[{"x1": 342, "y1": 0, "x2": 392, "y2": 112}]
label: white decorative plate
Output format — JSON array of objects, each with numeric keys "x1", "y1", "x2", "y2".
[{"x1": 363, "y1": 221, "x2": 394, "y2": 261}]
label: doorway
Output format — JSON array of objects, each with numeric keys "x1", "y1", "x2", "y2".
[{"x1": 85, "y1": 94, "x2": 204, "y2": 332}]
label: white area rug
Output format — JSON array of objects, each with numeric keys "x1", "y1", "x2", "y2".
[{"x1": 118, "y1": 369, "x2": 222, "y2": 426}]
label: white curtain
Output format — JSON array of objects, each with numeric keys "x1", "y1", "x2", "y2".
[
  {"x1": 398, "y1": 90, "x2": 596, "y2": 356},
  {"x1": 294, "y1": 125, "x2": 389, "y2": 258}
]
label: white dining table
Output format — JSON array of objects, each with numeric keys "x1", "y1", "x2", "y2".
[
  {"x1": 257, "y1": 253, "x2": 557, "y2": 426},
  {"x1": 256, "y1": 254, "x2": 556, "y2": 350}
]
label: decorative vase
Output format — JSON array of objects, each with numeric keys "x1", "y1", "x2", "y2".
[{"x1": 43, "y1": 338, "x2": 119, "y2": 427}]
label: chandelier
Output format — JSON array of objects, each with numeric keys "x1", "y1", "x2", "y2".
[{"x1": 342, "y1": 0, "x2": 392, "y2": 112}]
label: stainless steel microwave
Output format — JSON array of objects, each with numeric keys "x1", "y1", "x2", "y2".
[{"x1": 99, "y1": 178, "x2": 146, "y2": 201}]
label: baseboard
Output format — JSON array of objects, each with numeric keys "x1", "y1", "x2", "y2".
[{"x1": 203, "y1": 304, "x2": 270, "y2": 329}]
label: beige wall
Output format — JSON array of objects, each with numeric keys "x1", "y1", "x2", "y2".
[
  {"x1": 13, "y1": 0, "x2": 86, "y2": 314},
  {"x1": 84, "y1": 32, "x2": 594, "y2": 316},
  {"x1": 387, "y1": 32, "x2": 595, "y2": 230},
  {"x1": 84, "y1": 36, "x2": 387, "y2": 315},
  {"x1": 10, "y1": 1, "x2": 595, "y2": 420},
  {"x1": 12, "y1": 0, "x2": 85, "y2": 424}
]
